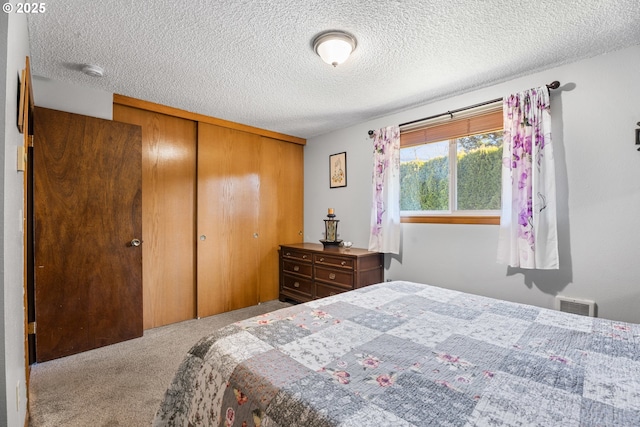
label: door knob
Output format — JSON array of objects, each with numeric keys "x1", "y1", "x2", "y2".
[{"x1": 130, "y1": 239, "x2": 141, "y2": 247}]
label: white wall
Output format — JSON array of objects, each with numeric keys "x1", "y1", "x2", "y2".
[
  {"x1": 1, "y1": 8, "x2": 30, "y2": 427},
  {"x1": 0, "y1": 26, "x2": 111, "y2": 427},
  {"x1": 32, "y1": 75, "x2": 113, "y2": 120},
  {"x1": 305, "y1": 45, "x2": 640, "y2": 324}
]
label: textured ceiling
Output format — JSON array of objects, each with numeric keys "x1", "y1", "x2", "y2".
[{"x1": 27, "y1": 0, "x2": 640, "y2": 139}]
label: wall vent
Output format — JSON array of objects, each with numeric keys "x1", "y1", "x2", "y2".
[{"x1": 555, "y1": 296, "x2": 596, "y2": 317}]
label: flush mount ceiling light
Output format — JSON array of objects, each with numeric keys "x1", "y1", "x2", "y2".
[
  {"x1": 313, "y1": 31, "x2": 357, "y2": 67},
  {"x1": 81, "y1": 64, "x2": 105, "y2": 77}
]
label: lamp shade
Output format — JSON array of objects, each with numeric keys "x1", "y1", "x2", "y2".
[{"x1": 313, "y1": 31, "x2": 356, "y2": 67}]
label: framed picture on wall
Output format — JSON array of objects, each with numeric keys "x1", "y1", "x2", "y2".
[{"x1": 329, "y1": 152, "x2": 347, "y2": 188}]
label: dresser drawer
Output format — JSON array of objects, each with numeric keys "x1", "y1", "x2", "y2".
[
  {"x1": 314, "y1": 266, "x2": 353, "y2": 288},
  {"x1": 281, "y1": 249, "x2": 312, "y2": 262},
  {"x1": 314, "y1": 254, "x2": 353, "y2": 270},
  {"x1": 282, "y1": 259, "x2": 312, "y2": 277},
  {"x1": 282, "y1": 274, "x2": 313, "y2": 297},
  {"x1": 315, "y1": 283, "x2": 349, "y2": 299}
]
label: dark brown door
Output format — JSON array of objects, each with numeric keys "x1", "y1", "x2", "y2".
[{"x1": 33, "y1": 107, "x2": 143, "y2": 362}]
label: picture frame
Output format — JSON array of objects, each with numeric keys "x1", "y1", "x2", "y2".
[{"x1": 329, "y1": 152, "x2": 347, "y2": 188}]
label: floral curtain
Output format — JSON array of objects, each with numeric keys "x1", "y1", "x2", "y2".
[
  {"x1": 368, "y1": 125, "x2": 401, "y2": 254},
  {"x1": 497, "y1": 87, "x2": 559, "y2": 269}
]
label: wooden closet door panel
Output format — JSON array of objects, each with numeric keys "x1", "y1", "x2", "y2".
[
  {"x1": 114, "y1": 105, "x2": 197, "y2": 329},
  {"x1": 258, "y1": 137, "x2": 304, "y2": 302},
  {"x1": 34, "y1": 107, "x2": 142, "y2": 361},
  {"x1": 275, "y1": 140, "x2": 304, "y2": 245},
  {"x1": 197, "y1": 123, "x2": 260, "y2": 317}
]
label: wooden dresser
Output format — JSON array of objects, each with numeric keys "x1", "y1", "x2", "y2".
[{"x1": 279, "y1": 243, "x2": 384, "y2": 303}]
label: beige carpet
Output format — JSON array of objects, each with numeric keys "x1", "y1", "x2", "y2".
[{"x1": 28, "y1": 300, "x2": 291, "y2": 427}]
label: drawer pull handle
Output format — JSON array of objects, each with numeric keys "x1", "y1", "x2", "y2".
[
  {"x1": 286, "y1": 252, "x2": 291, "y2": 256},
  {"x1": 293, "y1": 266, "x2": 299, "y2": 272},
  {"x1": 294, "y1": 282, "x2": 300, "y2": 288},
  {"x1": 341, "y1": 261, "x2": 346, "y2": 266},
  {"x1": 302, "y1": 255, "x2": 308, "y2": 259},
  {"x1": 329, "y1": 273, "x2": 336, "y2": 280},
  {"x1": 319, "y1": 257, "x2": 324, "y2": 262}
]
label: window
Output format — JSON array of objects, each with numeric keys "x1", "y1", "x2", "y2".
[{"x1": 400, "y1": 107, "x2": 503, "y2": 224}]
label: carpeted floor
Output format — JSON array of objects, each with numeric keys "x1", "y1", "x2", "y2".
[{"x1": 28, "y1": 300, "x2": 291, "y2": 427}]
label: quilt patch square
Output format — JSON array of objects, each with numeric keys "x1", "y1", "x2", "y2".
[
  {"x1": 333, "y1": 286, "x2": 408, "y2": 309},
  {"x1": 378, "y1": 294, "x2": 436, "y2": 319},
  {"x1": 155, "y1": 355, "x2": 204, "y2": 425},
  {"x1": 188, "y1": 324, "x2": 239, "y2": 359},
  {"x1": 415, "y1": 284, "x2": 461, "y2": 303},
  {"x1": 467, "y1": 372, "x2": 582, "y2": 427},
  {"x1": 423, "y1": 299, "x2": 482, "y2": 321},
  {"x1": 235, "y1": 304, "x2": 307, "y2": 330},
  {"x1": 535, "y1": 309, "x2": 594, "y2": 333},
  {"x1": 488, "y1": 301, "x2": 540, "y2": 322},
  {"x1": 245, "y1": 318, "x2": 311, "y2": 347},
  {"x1": 340, "y1": 403, "x2": 415, "y2": 427},
  {"x1": 424, "y1": 335, "x2": 508, "y2": 397},
  {"x1": 229, "y1": 349, "x2": 313, "y2": 409},
  {"x1": 378, "y1": 280, "x2": 430, "y2": 295},
  {"x1": 583, "y1": 352, "x2": 640, "y2": 411},
  {"x1": 499, "y1": 350, "x2": 584, "y2": 393},
  {"x1": 185, "y1": 357, "x2": 227, "y2": 426},
  {"x1": 580, "y1": 398, "x2": 640, "y2": 426},
  {"x1": 370, "y1": 370, "x2": 476, "y2": 426},
  {"x1": 590, "y1": 320, "x2": 640, "y2": 361},
  {"x1": 589, "y1": 336, "x2": 640, "y2": 362},
  {"x1": 280, "y1": 320, "x2": 382, "y2": 371},
  {"x1": 461, "y1": 312, "x2": 531, "y2": 348},
  {"x1": 592, "y1": 319, "x2": 640, "y2": 341},
  {"x1": 279, "y1": 307, "x2": 342, "y2": 334},
  {"x1": 434, "y1": 335, "x2": 508, "y2": 371},
  {"x1": 348, "y1": 308, "x2": 409, "y2": 332},
  {"x1": 321, "y1": 300, "x2": 370, "y2": 321},
  {"x1": 387, "y1": 311, "x2": 467, "y2": 348},
  {"x1": 205, "y1": 330, "x2": 274, "y2": 378},
  {"x1": 320, "y1": 334, "x2": 431, "y2": 399},
  {"x1": 515, "y1": 322, "x2": 591, "y2": 362},
  {"x1": 449, "y1": 292, "x2": 496, "y2": 311},
  {"x1": 267, "y1": 372, "x2": 367, "y2": 426}
]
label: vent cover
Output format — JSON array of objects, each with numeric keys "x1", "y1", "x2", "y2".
[{"x1": 555, "y1": 296, "x2": 596, "y2": 317}]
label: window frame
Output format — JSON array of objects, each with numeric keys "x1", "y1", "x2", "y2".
[{"x1": 399, "y1": 105, "x2": 503, "y2": 225}]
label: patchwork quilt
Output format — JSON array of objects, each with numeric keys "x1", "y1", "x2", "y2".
[{"x1": 154, "y1": 281, "x2": 640, "y2": 426}]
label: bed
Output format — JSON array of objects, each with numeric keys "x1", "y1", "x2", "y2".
[{"x1": 153, "y1": 280, "x2": 640, "y2": 426}]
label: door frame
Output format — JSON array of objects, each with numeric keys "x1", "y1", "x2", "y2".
[{"x1": 20, "y1": 57, "x2": 34, "y2": 388}]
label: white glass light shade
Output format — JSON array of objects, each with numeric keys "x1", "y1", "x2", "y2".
[{"x1": 313, "y1": 31, "x2": 356, "y2": 67}]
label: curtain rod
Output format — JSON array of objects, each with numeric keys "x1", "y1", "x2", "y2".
[{"x1": 367, "y1": 81, "x2": 560, "y2": 136}]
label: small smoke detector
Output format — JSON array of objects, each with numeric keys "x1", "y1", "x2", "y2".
[{"x1": 81, "y1": 64, "x2": 105, "y2": 77}]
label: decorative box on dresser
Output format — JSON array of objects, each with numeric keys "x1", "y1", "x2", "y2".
[{"x1": 279, "y1": 243, "x2": 384, "y2": 303}]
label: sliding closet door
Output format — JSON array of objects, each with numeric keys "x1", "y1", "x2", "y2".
[
  {"x1": 114, "y1": 105, "x2": 197, "y2": 329},
  {"x1": 257, "y1": 137, "x2": 304, "y2": 301},
  {"x1": 197, "y1": 123, "x2": 260, "y2": 317}
]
